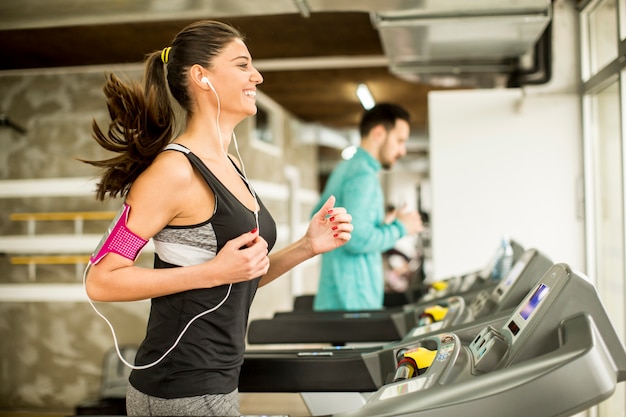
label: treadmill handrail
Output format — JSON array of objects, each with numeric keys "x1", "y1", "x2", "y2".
[{"x1": 336, "y1": 313, "x2": 623, "y2": 417}]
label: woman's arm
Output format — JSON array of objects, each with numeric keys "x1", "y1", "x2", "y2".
[
  {"x1": 86, "y1": 229, "x2": 268, "y2": 301},
  {"x1": 85, "y1": 152, "x2": 270, "y2": 302}
]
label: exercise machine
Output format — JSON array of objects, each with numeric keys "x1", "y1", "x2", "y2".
[
  {"x1": 241, "y1": 263, "x2": 626, "y2": 417},
  {"x1": 247, "y1": 248, "x2": 550, "y2": 345}
]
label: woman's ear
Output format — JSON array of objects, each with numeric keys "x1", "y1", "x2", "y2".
[{"x1": 189, "y1": 64, "x2": 209, "y2": 89}]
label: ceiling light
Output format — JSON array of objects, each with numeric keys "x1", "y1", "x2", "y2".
[{"x1": 356, "y1": 83, "x2": 375, "y2": 110}]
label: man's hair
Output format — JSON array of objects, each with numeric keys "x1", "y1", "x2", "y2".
[{"x1": 359, "y1": 103, "x2": 411, "y2": 138}]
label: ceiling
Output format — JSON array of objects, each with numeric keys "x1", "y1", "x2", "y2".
[{"x1": 0, "y1": 0, "x2": 553, "y2": 159}]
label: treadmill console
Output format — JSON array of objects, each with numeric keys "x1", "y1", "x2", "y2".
[
  {"x1": 467, "y1": 248, "x2": 550, "y2": 319},
  {"x1": 506, "y1": 283, "x2": 549, "y2": 337},
  {"x1": 335, "y1": 263, "x2": 626, "y2": 417}
]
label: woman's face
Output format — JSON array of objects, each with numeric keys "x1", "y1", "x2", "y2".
[{"x1": 208, "y1": 38, "x2": 264, "y2": 118}]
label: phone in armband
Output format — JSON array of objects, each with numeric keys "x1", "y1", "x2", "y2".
[{"x1": 90, "y1": 203, "x2": 148, "y2": 265}]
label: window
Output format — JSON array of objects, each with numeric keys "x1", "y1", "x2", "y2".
[
  {"x1": 580, "y1": 1, "x2": 626, "y2": 415},
  {"x1": 582, "y1": 0, "x2": 618, "y2": 78},
  {"x1": 250, "y1": 90, "x2": 284, "y2": 156}
]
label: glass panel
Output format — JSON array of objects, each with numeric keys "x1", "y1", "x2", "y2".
[
  {"x1": 248, "y1": 90, "x2": 284, "y2": 156},
  {"x1": 591, "y1": 78, "x2": 625, "y2": 417},
  {"x1": 254, "y1": 105, "x2": 273, "y2": 144},
  {"x1": 587, "y1": 0, "x2": 619, "y2": 75}
]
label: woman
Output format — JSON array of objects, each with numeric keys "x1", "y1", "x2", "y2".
[{"x1": 82, "y1": 20, "x2": 352, "y2": 416}]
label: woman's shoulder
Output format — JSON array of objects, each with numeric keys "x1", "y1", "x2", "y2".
[{"x1": 137, "y1": 148, "x2": 196, "y2": 190}]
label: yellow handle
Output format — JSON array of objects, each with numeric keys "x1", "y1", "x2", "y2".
[
  {"x1": 423, "y1": 304, "x2": 449, "y2": 322},
  {"x1": 404, "y1": 347, "x2": 437, "y2": 370},
  {"x1": 431, "y1": 281, "x2": 448, "y2": 291}
]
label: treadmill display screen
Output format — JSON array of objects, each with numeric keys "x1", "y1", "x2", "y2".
[{"x1": 520, "y1": 283, "x2": 549, "y2": 320}]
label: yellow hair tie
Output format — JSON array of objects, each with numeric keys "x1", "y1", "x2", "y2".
[{"x1": 161, "y1": 47, "x2": 171, "y2": 64}]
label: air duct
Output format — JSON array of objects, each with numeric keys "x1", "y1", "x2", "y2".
[{"x1": 366, "y1": 0, "x2": 552, "y2": 87}]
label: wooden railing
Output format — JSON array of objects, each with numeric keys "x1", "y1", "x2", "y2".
[
  {"x1": 10, "y1": 255, "x2": 91, "y2": 265},
  {"x1": 4, "y1": 211, "x2": 118, "y2": 280},
  {"x1": 3, "y1": 210, "x2": 158, "y2": 280},
  {"x1": 10, "y1": 254, "x2": 92, "y2": 281},
  {"x1": 10, "y1": 211, "x2": 116, "y2": 235}
]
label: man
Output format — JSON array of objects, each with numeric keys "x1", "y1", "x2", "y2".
[{"x1": 312, "y1": 103, "x2": 423, "y2": 311}]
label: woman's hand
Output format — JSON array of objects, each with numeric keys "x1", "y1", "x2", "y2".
[
  {"x1": 305, "y1": 195, "x2": 353, "y2": 256},
  {"x1": 209, "y1": 229, "x2": 270, "y2": 285}
]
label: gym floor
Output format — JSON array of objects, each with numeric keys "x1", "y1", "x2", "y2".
[
  {"x1": 240, "y1": 393, "x2": 311, "y2": 416},
  {"x1": 0, "y1": 393, "x2": 311, "y2": 417}
]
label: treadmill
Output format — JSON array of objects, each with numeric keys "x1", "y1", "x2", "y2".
[
  {"x1": 246, "y1": 247, "x2": 550, "y2": 345},
  {"x1": 417, "y1": 238, "x2": 525, "y2": 303},
  {"x1": 289, "y1": 239, "x2": 526, "y2": 311},
  {"x1": 240, "y1": 263, "x2": 626, "y2": 417}
]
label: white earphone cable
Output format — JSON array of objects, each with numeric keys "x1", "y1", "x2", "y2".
[
  {"x1": 208, "y1": 80, "x2": 260, "y2": 231},
  {"x1": 83, "y1": 263, "x2": 232, "y2": 370}
]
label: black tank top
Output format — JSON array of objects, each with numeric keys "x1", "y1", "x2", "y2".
[{"x1": 129, "y1": 144, "x2": 277, "y2": 398}]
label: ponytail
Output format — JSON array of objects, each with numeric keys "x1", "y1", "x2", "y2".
[
  {"x1": 81, "y1": 51, "x2": 175, "y2": 201},
  {"x1": 81, "y1": 20, "x2": 242, "y2": 201}
]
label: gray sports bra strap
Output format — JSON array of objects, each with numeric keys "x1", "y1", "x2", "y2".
[
  {"x1": 161, "y1": 143, "x2": 232, "y2": 197},
  {"x1": 163, "y1": 143, "x2": 190, "y2": 154}
]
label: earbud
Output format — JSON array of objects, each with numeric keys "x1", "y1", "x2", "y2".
[{"x1": 201, "y1": 76, "x2": 216, "y2": 92}]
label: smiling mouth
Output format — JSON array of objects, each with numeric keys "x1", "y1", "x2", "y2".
[{"x1": 244, "y1": 90, "x2": 256, "y2": 97}]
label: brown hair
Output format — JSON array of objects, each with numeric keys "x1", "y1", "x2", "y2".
[
  {"x1": 82, "y1": 20, "x2": 244, "y2": 200},
  {"x1": 359, "y1": 103, "x2": 411, "y2": 138}
]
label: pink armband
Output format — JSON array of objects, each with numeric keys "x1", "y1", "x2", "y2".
[{"x1": 90, "y1": 203, "x2": 148, "y2": 265}]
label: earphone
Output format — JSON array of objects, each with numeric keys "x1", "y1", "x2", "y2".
[{"x1": 201, "y1": 76, "x2": 216, "y2": 93}]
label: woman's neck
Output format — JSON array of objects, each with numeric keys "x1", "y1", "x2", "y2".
[{"x1": 181, "y1": 114, "x2": 235, "y2": 155}]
